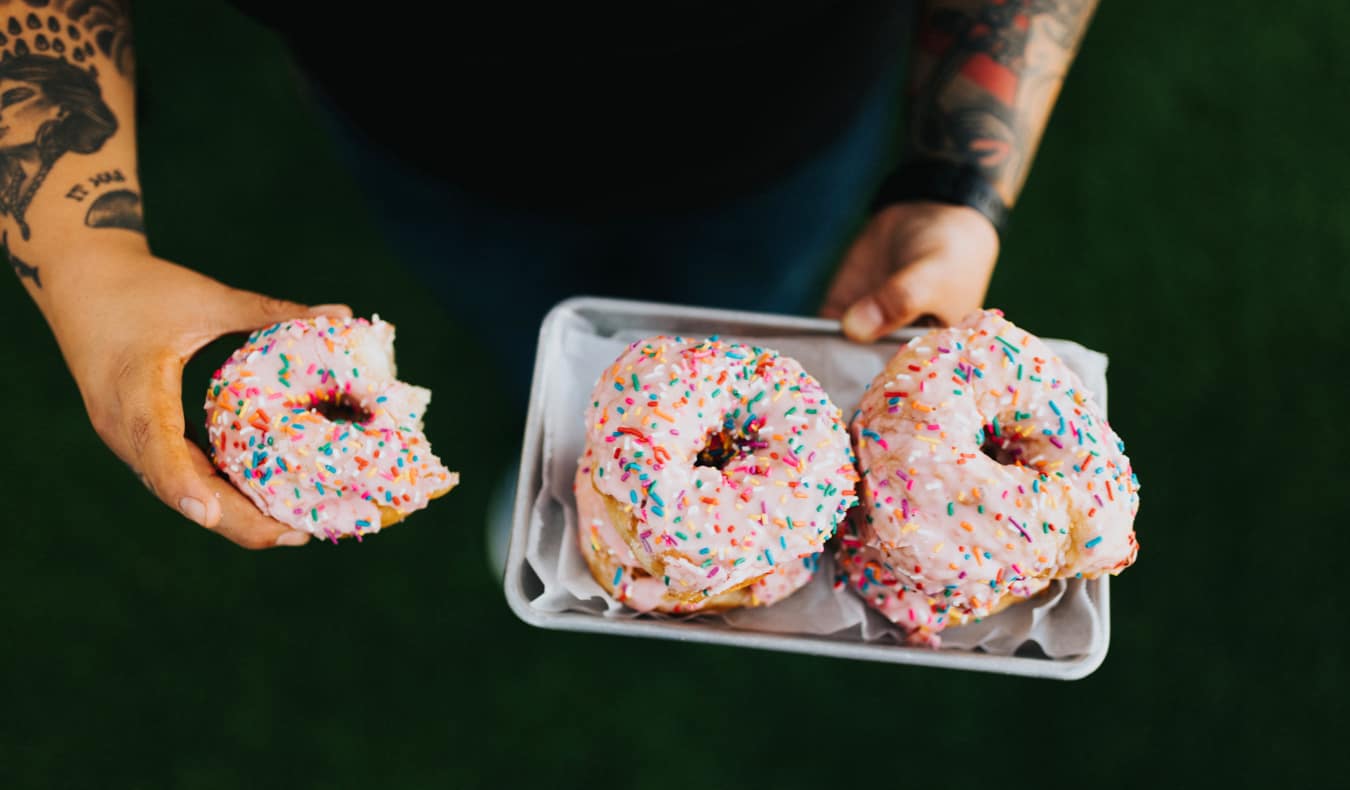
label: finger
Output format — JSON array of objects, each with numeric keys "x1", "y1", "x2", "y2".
[
  {"x1": 125, "y1": 354, "x2": 223, "y2": 529},
  {"x1": 841, "y1": 265, "x2": 931, "y2": 342},
  {"x1": 128, "y1": 354, "x2": 307, "y2": 548},
  {"x1": 930, "y1": 307, "x2": 970, "y2": 328},
  {"x1": 307, "y1": 303, "x2": 354, "y2": 320},
  {"x1": 214, "y1": 290, "x2": 353, "y2": 335},
  {"x1": 185, "y1": 443, "x2": 311, "y2": 549},
  {"x1": 820, "y1": 232, "x2": 881, "y2": 319},
  {"x1": 928, "y1": 276, "x2": 992, "y2": 328}
]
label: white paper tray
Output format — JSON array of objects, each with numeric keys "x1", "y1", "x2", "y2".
[{"x1": 504, "y1": 297, "x2": 1111, "y2": 680}]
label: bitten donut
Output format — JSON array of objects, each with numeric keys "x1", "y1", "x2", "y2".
[
  {"x1": 574, "y1": 447, "x2": 816, "y2": 613},
  {"x1": 205, "y1": 315, "x2": 458, "y2": 541},
  {"x1": 842, "y1": 310, "x2": 1139, "y2": 644},
  {"x1": 582, "y1": 335, "x2": 858, "y2": 605}
]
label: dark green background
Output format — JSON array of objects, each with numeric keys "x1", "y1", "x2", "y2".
[{"x1": 2, "y1": 1, "x2": 1345, "y2": 787}]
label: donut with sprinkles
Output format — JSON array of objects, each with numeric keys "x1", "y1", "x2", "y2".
[
  {"x1": 204, "y1": 316, "x2": 457, "y2": 542},
  {"x1": 574, "y1": 446, "x2": 817, "y2": 613},
  {"x1": 581, "y1": 335, "x2": 858, "y2": 605},
  {"x1": 842, "y1": 310, "x2": 1139, "y2": 645}
]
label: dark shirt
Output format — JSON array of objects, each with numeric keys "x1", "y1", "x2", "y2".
[{"x1": 228, "y1": 3, "x2": 910, "y2": 213}]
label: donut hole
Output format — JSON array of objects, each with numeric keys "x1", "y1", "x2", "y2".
[
  {"x1": 312, "y1": 395, "x2": 373, "y2": 426},
  {"x1": 695, "y1": 421, "x2": 761, "y2": 470},
  {"x1": 980, "y1": 432, "x2": 1024, "y2": 466}
]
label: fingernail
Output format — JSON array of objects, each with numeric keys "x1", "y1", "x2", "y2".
[
  {"x1": 179, "y1": 497, "x2": 207, "y2": 526},
  {"x1": 275, "y1": 530, "x2": 311, "y2": 547},
  {"x1": 842, "y1": 299, "x2": 883, "y2": 339},
  {"x1": 308, "y1": 304, "x2": 352, "y2": 318}
]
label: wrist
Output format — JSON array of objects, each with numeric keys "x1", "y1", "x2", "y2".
[
  {"x1": 33, "y1": 245, "x2": 161, "y2": 327},
  {"x1": 871, "y1": 159, "x2": 1009, "y2": 237}
]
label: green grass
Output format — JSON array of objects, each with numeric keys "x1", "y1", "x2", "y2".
[{"x1": 2, "y1": 1, "x2": 1346, "y2": 786}]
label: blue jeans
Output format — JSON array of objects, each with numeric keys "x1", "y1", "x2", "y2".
[{"x1": 311, "y1": 68, "x2": 903, "y2": 401}]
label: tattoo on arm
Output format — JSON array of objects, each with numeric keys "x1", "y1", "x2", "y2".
[
  {"x1": 66, "y1": 167, "x2": 124, "y2": 200},
  {"x1": 65, "y1": 167, "x2": 142, "y2": 231},
  {"x1": 908, "y1": 0, "x2": 1098, "y2": 206},
  {"x1": 0, "y1": 0, "x2": 133, "y2": 240},
  {"x1": 84, "y1": 187, "x2": 141, "y2": 230}
]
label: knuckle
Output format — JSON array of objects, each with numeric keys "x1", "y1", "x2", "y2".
[
  {"x1": 191, "y1": 516, "x2": 238, "y2": 545},
  {"x1": 212, "y1": 514, "x2": 276, "y2": 550},
  {"x1": 877, "y1": 283, "x2": 916, "y2": 319},
  {"x1": 257, "y1": 294, "x2": 298, "y2": 321},
  {"x1": 113, "y1": 353, "x2": 141, "y2": 391},
  {"x1": 128, "y1": 412, "x2": 153, "y2": 457}
]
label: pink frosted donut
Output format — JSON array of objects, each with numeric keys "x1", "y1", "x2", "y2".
[
  {"x1": 582, "y1": 335, "x2": 858, "y2": 604},
  {"x1": 842, "y1": 310, "x2": 1139, "y2": 644},
  {"x1": 204, "y1": 315, "x2": 458, "y2": 541},
  {"x1": 574, "y1": 447, "x2": 816, "y2": 613}
]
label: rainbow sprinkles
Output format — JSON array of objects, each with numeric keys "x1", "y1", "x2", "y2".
[
  {"x1": 841, "y1": 309, "x2": 1140, "y2": 645},
  {"x1": 580, "y1": 334, "x2": 859, "y2": 607},
  {"x1": 204, "y1": 315, "x2": 457, "y2": 542}
]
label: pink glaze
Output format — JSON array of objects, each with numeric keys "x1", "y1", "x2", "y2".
[
  {"x1": 842, "y1": 310, "x2": 1139, "y2": 640},
  {"x1": 204, "y1": 316, "x2": 457, "y2": 540},
  {"x1": 583, "y1": 335, "x2": 857, "y2": 601},
  {"x1": 574, "y1": 448, "x2": 815, "y2": 613}
]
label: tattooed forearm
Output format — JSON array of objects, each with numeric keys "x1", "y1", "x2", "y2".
[
  {"x1": 3, "y1": 228, "x2": 38, "y2": 286},
  {"x1": 907, "y1": 0, "x2": 1098, "y2": 206},
  {"x1": 0, "y1": 1, "x2": 130, "y2": 241}
]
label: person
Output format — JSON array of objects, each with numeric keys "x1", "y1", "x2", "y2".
[{"x1": 2, "y1": 1, "x2": 1100, "y2": 550}]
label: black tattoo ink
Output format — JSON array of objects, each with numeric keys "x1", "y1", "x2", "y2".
[
  {"x1": 0, "y1": 53, "x2": 116, "y2": 239},
  {"x1": 66, "y1": 167, "x2": 125, "y2": 201},
  {"x1": 910, "y1": 0, "x2": 1095, "y2": 200},
  {"x1": 72, "y1": 2, "x2": 134, "y2": 76},
  {"x1": 0, "y1": 3, "x2": 131, "y2": 239},
  {"x1": 84, "y1": 186, "x2": 140, "y2": 232},
  {"x1": 0, "y1": 2, "x2": 134, "y2": 77},
  {"x1": 87, "y1": 166, "x2": 121, "y2": 185},
  {"x1": 2, "y1": 228, "x2": 38, "y2": 286}
]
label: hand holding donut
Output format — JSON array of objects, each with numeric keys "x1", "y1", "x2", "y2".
[
  {"x1": 45, "y1": 249, "x2": 351, "y2": 549},
  {"x1": 822, "y1": 202, "x2": 999, "y2": 340}
]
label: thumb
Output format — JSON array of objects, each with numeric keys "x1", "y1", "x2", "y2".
[
  {"x1": 841, "y1": 267, "x2": 929, "y2": 342},
  {"x1": 217, "y1": 290, "x2": 353, "y2": 334}
]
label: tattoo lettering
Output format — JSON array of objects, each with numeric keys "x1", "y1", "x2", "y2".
[
  {"x1": 85, "y1": 186, "x2": 141, "y2": 231},
  {"x1": 909, "y1": 0, "x2": 1097, "y2": 205},
  {"x1": 65, "y1": 166, "x2": 124, "y2": 200},
  {"x1": 2, "y1": 227, "x2": 38, "y2": 286},
  {"x1": 87, "y1": 166, "x2": 121, "y2": 185}
]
